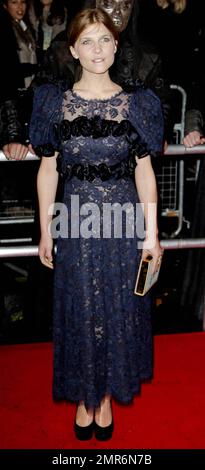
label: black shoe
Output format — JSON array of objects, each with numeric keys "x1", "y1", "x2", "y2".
[
  {"x1": 74, "y1": 421, "x2": 94, "y2": 440},
  {"x1": 94, "y1": 421, "x2": 114, "y2": 441}
]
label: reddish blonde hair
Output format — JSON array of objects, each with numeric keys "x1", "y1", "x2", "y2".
[{"x1": 68, "y1": 7, "x2": 119, "y2": 47}]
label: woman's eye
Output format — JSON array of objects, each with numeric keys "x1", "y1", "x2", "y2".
[
  {"x1": 102, "y1": 37, "x2": 110, "y2": 42},
  {"x1": 82, "y1": 40, "x2": 91, "y2": 45}
]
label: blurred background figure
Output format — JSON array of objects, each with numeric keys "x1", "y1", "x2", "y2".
[
  {"x1": 2, "y1": 0, "x2": 37, "y2": 89},
  {"x1": 138, "y1": 0, "x2": 198, "y2": 89},
  {"x1": 0, "y1": 0, "x2": 38, "y2": 340},
  {"x1": 180, "y1": 59, "x2": 205, "y2": 330},
  {"x1": 0, "y1": 0, "x2": 37, "y2": 159},
  {"x1": 137, "y1": 0, "x2": 205, "y2": 331},
  {"x1": 0, "y1": 0, "x2": 38, "y2": 231},
  {"x1": 27, "y1": 0, "x2": 67, "y2": 63}
]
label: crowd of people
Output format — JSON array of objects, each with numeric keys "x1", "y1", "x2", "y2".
[{"x1": 0, "y1": 0, "x2": 205, "y2": 440}]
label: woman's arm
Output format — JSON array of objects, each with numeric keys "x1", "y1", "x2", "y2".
[
  {"x1": 37, "y1": 153, "x2": 59, "y2": 269},
  {"x1": 135, "y1": 155, "x2": 163, "y2": 272}
]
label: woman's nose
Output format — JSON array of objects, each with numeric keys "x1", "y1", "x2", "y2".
[{"x1": 93, "y1": 43, "x2": 102, "y2": 53}]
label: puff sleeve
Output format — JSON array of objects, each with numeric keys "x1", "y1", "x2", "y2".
[
  {"x1": 29, "y1": 84, "x2": 63, "y2": 157},
  {"x1": 129, "y1": 87, "x2": 164, "y2": 158}
]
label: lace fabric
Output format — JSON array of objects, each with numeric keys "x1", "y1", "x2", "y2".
[{"x1": 29, "y1": 84, "x2": 163, "y2": 408}]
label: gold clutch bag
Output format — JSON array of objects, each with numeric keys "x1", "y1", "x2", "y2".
[{"x1": 134, "y1": 255, "x2": 162, "y2": 296}]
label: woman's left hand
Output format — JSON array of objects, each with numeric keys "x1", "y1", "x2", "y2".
[{"x1": 142, "y1": 237, "x2": 164, "y2": 274}]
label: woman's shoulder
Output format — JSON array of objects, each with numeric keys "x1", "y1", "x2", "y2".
[
  {"x1": 125, "y1": 80, "x2": 161, "y2": 121},
  {"x1": 34, "y1": 82, "x2": 65, "y2": 96},
  {"x1": 125, "y1": 79, "x2": 160, "y2": 104},
  {"x1": 33, "y1": 83, "x2": 67, "y2": 109}
]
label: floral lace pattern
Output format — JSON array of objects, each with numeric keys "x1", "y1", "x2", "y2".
[{"x1": 29, "y1": 84, "x2": 163, "y2": 408}]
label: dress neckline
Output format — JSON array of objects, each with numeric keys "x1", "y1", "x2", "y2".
[{"x1": 71, "y1": 88, "x2": 124, "y2": 103}]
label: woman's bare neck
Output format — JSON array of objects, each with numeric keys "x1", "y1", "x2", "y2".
[{"x1": 73, "y1": 77, "x2": 121, "y2": 100}]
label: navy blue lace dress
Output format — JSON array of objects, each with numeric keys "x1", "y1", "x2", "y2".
[{"x1": 30, "y1": 84, "x2": 163, "y2": 408}]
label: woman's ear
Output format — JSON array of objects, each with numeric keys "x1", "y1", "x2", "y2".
[
  {"x1": 114, "y1": 41, "x2": 118, "y2": 53},
  {"x1": 70, "y1": 46, "x2": 79, "y2": 60}
]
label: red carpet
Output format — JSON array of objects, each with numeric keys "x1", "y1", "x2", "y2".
[{"x1": 0, "y1": 333, "x2": 205, "y2": 449}]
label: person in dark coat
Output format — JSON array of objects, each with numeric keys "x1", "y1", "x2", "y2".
[
  {"x1": 0, "y1": 0, "x2": 37, "y2": 159},
  {"x1": 180, "y1": 73, "x2": 205, "y2": 329}
]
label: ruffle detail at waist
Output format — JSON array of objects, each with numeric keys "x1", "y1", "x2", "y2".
[{"x1": 56, "y1": 154, "x2": 137, "y2": 182}]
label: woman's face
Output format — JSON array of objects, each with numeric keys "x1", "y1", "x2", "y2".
[
  {"x1": 4, "y1": 0, "x2": 27, "y2": 21},
  {"x1": 70, "y1": 22, "x2": 117, "y2": 76},
  {"x1": 96, "y1": 0, "x2": 134, "y2": 32}
]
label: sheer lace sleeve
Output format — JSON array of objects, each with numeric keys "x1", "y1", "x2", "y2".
[
  {"x1": 129, "y1": 87, "x2": 164, "y2": 158},
  {"x1": 29, "y1": 84, "x2": 63, "y2": 157}
]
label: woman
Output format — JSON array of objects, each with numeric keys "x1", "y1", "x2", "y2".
[
  {"x1": 29, "y1": 7, "x2": 163, "y2": 440},
  {"x1": 2, "y1": 0, "x2": 37, "y2": 89}
]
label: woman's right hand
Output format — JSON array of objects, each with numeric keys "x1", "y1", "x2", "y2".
[
  {"x1": 38, "y1": 235, "x2": 54, "y2": 269},
  {"x1": 3, "y1": 143, "x2": 29, "y2": 160}
]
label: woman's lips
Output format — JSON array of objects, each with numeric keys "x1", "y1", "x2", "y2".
[{"x1": 92, "y1": 58, "x2": 104, "y2": 63}]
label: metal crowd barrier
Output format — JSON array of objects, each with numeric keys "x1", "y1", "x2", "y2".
[
  {"x1": 0, "y1": 238, "x2": 205, "y2": 259},
  {"x1": 159, "y1": 84, "x2": 187, "y2": 237},
  {"x1": 165, "y1": 145, "x2": 205, "y2": 155},
  {"x1": 1, "y1": 145, "x2": 205, "y2": 161}
]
